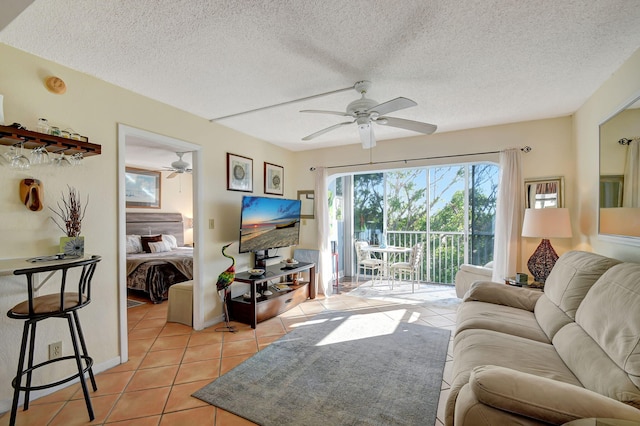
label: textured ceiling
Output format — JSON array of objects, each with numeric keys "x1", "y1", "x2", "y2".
[{"x1": 2, "y1": 0, "x2": 640, "y2": 158}]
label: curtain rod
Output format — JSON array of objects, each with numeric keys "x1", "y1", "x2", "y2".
[
  {"x1": 618, "y1": 137, "x2": 640, "y2": 145},
  {"x1": 309, "y1": 146, "x2": 532, "y2": 171}
]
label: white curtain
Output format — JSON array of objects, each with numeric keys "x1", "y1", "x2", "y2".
[
  {"x1": 314, "y1": 167, "x2": 333, "y2": 296},
  {"x1": 623, "y1": 141, "x2": 640, "y2": 207},
  {"x1": 492, "y1": 148, "x2": 523, "y2": 283}
]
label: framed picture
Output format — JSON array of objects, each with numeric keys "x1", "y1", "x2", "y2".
[
  {"x1": 298, "y1": 190, "x2": 315, "y2": 218},
  {"x1": 264, "y1": 162, "x2": 284, "y2": 195},
  {"x1": 227, "y1": 153, "x2": 253, "y2": 192},
  {"x1": 125, "y1": 167, "x2": 161, "y2": 208}
]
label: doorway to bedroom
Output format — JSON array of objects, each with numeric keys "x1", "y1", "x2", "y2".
[{"x1": 117, "y1": 124, "x2": 202, "y2": 364}]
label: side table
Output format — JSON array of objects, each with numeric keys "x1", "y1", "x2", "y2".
[{"x1": 521, "y1": 283, "x2": 544, "y2": 292}]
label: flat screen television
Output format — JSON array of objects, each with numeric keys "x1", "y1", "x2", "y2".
[{"x1": 239, "y1": 195, "x2": 302, "y2": 254}]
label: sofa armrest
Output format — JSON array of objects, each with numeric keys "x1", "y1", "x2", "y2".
[
  {"x1": 455, "y1": 264, "x2": 495, "y2": 298},
  {"x1": 459, "y1": 264, "x2": 493, "y2": 276},
  {"x1": 470, "y1": 365, "x2": 640, "y2": 424},
  {"x1": 463, "y1": 281, "x2": 542, "y2": 311}
]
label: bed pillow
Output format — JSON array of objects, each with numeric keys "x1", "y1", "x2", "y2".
[
  {"x1": 162, "y1": 234, "x2": 178, "y2": 249},
  {"x1": 148, "y1": 241, "x2": 172, "y2": 253},
  {"x1": 126, "y1": 235, "x2": 143, "y2": 254},
  {"x1": 141, "y1": 235, "x2": 163, "y2": 253}
]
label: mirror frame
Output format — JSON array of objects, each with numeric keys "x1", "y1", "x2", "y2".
[
  {"x1": 524, "y1": 176, "x2": 564, "y2": 209},
  {"x1": 598, "y1": 88, "x2": 640, "y2": 246}
]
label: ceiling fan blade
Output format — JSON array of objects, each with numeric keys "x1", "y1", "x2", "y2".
[
  {"x1": 358, "y1": 122, "x2": 376, "y2": 149},
  {"x1": 167, "y1": 171, "x2": 178, "y2": 179},
  {"x1": 368, "y1": 97, "x2": 417, "y2": 116},
  {"x1": 377, "y1": 116, "x2": 437, "y2": 135},
  {"x1": 302, "y1": 121, "x2": 353, "y2": 141},
  {"x1": 300, "y1": 109, "x2": 351, "y2": 117}
]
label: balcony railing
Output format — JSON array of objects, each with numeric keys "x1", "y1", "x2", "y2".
[{"x1": 355, "y1": 230, "x2": 494, "y2": 284}]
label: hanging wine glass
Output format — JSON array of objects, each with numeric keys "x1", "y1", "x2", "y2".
[
  {"x1": 11, "y1": 143, "x2": 30, "y2": 169},
  {"x1": 54, "y1": 151, "x2": 71, "y2": 167},
  {"x1": 30, "y1": 146, "x2": 50, "y2": 166}
]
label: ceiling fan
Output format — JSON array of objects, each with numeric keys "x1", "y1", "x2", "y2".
[
  {"x1": 163, "y1": 152, "x2": 192, "y2": 179},
  {"x1": 301, "y1": 80, "x2": 437, "y2": 148}
]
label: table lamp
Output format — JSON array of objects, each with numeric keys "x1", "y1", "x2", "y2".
[{"x1": 521, "y1": 208, "x2": 572, "y2": 283}]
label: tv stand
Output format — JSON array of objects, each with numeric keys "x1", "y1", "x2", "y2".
[
  {"x1": 253, "y1": 250, "x2": 281, "y2": 269},
  {"x1": 229, "y1": 262, "x2": 316, "y2": 328}
]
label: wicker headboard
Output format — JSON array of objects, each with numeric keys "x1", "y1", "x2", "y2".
[{"x1": 126, "y1": 213, "x2": 185, "y2": 246}]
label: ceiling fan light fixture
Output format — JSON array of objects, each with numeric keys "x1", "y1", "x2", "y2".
[
  {"x1": 164, "y1": 152, "x2": 193, "y2": 178},
  {"x1": 358, "y1": 121, "x2": 376, "y2": 148},
  {"x1": 171, "y1": 152, "x2": 190, "y2": 170},
  {"x1": 356, "y1": 117, "x2": 370, "y2": 127},
  {"x1": 300, "y1": 80, "x2": 437, "y2": 148}
]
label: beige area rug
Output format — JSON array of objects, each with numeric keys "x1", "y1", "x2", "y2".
[
  {"x1": 346, "y1": 279, "x2": 460, "y2": 307},
  {"x1": 193, "y1": 310, "x2": 450, "y2": 426}
]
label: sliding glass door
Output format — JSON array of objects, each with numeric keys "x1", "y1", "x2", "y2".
[{"x1": 337, "y1": 162, "x2": 498, "y2": 284}]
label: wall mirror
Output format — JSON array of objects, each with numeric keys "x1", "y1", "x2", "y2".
[
  {"x1": 524, "y1": 176, "x2": 564, "y2": 208},
  {"x1": 599, "y1": 93, "x2": 640, "y2": 239}
]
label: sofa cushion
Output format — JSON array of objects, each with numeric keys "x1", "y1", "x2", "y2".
[
  {"x1": 447, "y1": 329, "x2": 582, "y2": 425},
  {"x1": 456, "y1": 300, "x2": 550, "y2": 343},
  {"x1": 462, "y1": 365, "x2": 640, "y2": 424},
  {"x1": 542, "y1": 251, "x2": 621, "y2": 320},
  {"x1": 567, "y1": 262, "x2": 640, "y2": 404},
  {"x1": 532, "y1": 251, "x2": 621, "y2": 341},
  {"x1": 554, "y1": 323, "x2": 640, "y2": 409}
]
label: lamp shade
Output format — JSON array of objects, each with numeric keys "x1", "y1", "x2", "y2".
[
  {"x1": 522, "y1": 208, "x2": 572, "y2": 238},
  {"x1": 184, "y1": 217, "x2": 194, "y2": 229}
]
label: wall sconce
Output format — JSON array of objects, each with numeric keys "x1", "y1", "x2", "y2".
[{"x1": 521, "y1": 208, "x2": 572, "y2": 283}]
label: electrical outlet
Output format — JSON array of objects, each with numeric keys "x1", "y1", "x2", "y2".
[
  {"x1": 209, "y1": 219, "x2": 215, "y2": 229},
  {"x1": 49, "y1": 341, "x2": 62, "y2": 360}
]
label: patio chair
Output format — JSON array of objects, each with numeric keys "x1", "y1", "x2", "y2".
[
  {"x1": 354, "y1": 241, "x2": 383, "y2": 285},
  {"x1": 389, "y1": 242, "x2": 424, "y2": 292}
]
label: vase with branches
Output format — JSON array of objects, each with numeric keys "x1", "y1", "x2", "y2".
[{"x1": 50, "y1": 186, "x2": 88, "y2": 256}]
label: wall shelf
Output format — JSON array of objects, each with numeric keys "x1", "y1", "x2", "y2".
[{"x1": 0, "y1": 125, "x2": 101, "y2": 157}]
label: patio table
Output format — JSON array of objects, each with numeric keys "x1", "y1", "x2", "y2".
[{"x1": 362, "y1": 245, "x2": 412, "y2": 281}]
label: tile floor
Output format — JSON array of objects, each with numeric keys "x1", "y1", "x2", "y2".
[{"x1": 0, "y1": 280, "x2": 459, "y2": 426}]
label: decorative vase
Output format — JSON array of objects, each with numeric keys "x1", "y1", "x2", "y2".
[{"x1": 60, "y1": 236, "x2": 85, "y2": 256}]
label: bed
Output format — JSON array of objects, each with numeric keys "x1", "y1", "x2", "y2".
[{"x1": 126, "y1": 213, "x2": 193, "y2": 303}]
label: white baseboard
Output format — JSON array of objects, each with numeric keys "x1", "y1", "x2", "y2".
[
  {"x1": 0, "y1": 356, "x2": 121, "y2": 415},
  {"x1": 203, "y1": 314, "x2": 225, "y2": 329}
]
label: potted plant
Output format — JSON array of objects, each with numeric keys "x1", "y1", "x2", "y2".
[{"x1": 50, "y1": 186, "x2": 88, "y2": 256}]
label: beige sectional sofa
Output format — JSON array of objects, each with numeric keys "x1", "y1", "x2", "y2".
[{"x1": 446, "y1": 250, "x2": 640, "y2": 425}]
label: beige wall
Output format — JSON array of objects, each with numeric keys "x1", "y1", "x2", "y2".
[
  {"x1": 574, "y1": 46, "x2": 640, "y2": 261},
  {"x1": 291, "y1": 116, "x2": 576, "y2": 270},
  {"x1": 0, "y1": 43, "x2": 294, "y2": 406}
]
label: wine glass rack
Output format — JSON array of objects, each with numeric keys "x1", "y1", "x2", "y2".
[{"x1": 0, "y1": 125, "x2": 101, "y2": 157}]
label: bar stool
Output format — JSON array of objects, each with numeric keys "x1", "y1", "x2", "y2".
[{"x1": 7, "y1": 255, "x2": 101, "y2": 425}]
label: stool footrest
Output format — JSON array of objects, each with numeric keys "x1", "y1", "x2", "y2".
[{"x1": 11, "y1": 355, "x2": 94, "y2": 392}]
